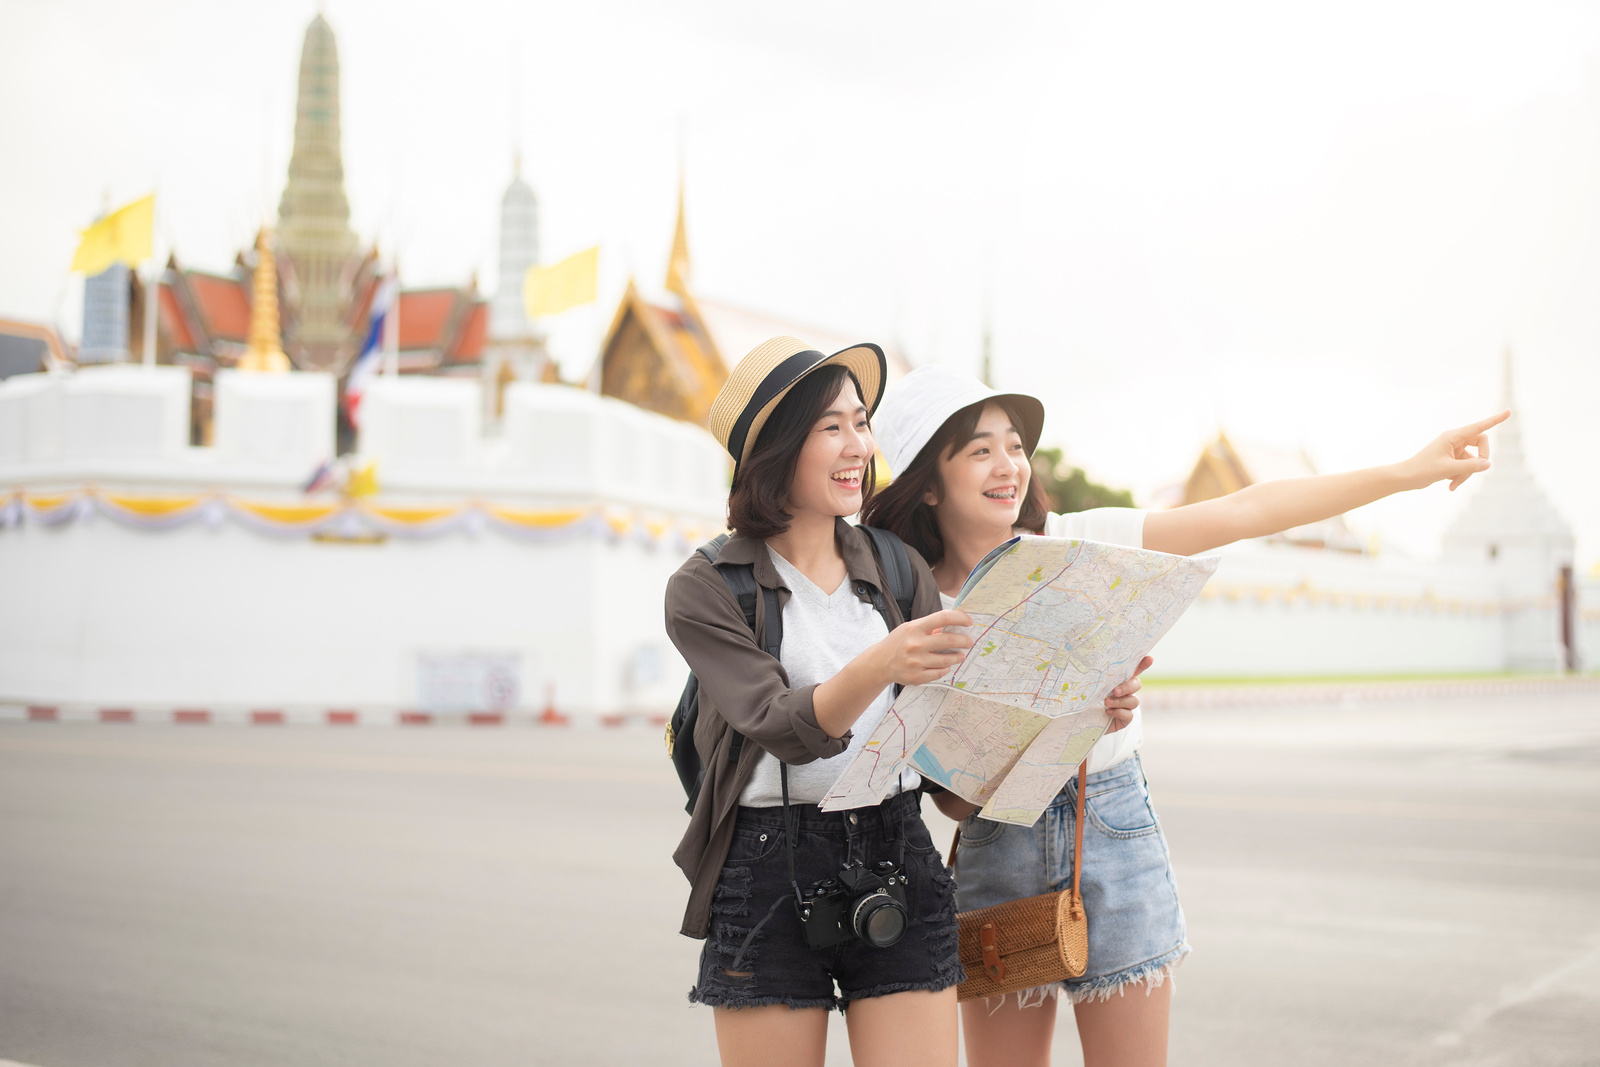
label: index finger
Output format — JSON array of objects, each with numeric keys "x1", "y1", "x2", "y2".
[
  {"x1": 1454, "y1": 410, "x2": 1509, "y2": 440},
  {"x1": 921, "y1": 608, "x2": 973, "y2": 631}
]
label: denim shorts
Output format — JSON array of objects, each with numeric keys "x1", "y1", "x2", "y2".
[
  {"x1": 953, "y1": 753, "x2": 1187, "y2": 1004},
  {"x1": 690, "y1": 789, "x2": 964, "y2": 1012}
]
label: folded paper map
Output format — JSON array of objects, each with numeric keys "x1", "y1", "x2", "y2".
[{"x1": 821, "y1": 536, "x2": 1218, "y2": 826}]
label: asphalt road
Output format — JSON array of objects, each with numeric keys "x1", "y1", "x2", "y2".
[{"x1": 0, "y1": 689, "x2": 1597, "y2": 1066}]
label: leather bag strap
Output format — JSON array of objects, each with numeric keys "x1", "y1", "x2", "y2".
[{"x1": 1070, "y1": 760, "x2": 1087, "y2": 918}]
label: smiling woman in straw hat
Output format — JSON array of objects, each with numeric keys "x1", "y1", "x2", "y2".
[
  {"x1": 666, "y1": 336, "x2": 973, "y2": 1067},
  {"x1": 862, "y1": 364, "x2": 1508, "y2": 1067}
]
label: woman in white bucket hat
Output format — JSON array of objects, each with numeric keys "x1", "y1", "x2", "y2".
[{"x1": 862, "y1": 365, "x2": 1507, "y2": 1067}]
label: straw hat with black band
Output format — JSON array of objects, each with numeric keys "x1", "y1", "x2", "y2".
[{"x1": 709, "y1": 336, "x2": 888, "y2": 470}]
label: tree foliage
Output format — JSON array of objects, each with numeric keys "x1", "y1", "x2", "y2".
[{"x1": 1031, "y1": 447, "x2": 1135, "y2": 514}]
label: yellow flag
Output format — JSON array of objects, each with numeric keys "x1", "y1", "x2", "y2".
[
  {"x1": 524, "y1": 245, "x2": 599, "y2": 318},
  {"x1": 71, "y1": 194, "x2": 155, "y2": 274},
  {"x1": 345, "y1": 461, "x2": 380, "y2": 499}
]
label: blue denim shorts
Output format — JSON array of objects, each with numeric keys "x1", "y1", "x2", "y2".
[
  {"x1": 690, "y1": 789, "x2": 964, "y2": 1012},
  {"x1": 953, "y1": 753, "x2": 1187, "y2": 1004}
]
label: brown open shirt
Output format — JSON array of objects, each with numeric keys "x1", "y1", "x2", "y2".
[{"x1": 664, "y1": 518, "x2": 942, "y2": 939}]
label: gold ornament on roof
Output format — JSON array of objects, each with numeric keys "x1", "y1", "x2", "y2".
[
  {"x1": 239, "y1": 227, "x2": 291, "y2": 373},
  {"x1": 665, "y1": 177, "x2": 692, "y2": 299}
]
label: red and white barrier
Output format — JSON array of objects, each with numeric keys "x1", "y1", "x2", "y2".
[
  {"x1": 7, "y1": 677, "x2": 1592, "y2": 729},
  {"x1": 3, "y1": 704, "x2": 670, "y2": 728}
]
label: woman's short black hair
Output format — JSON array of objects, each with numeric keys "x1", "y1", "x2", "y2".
[
  {"x1": 859, "y1": 396, "x2": 1050, "y2": 565},
  {"x1": 727, "y1": 364, "x2": 876, "y2": 540}
]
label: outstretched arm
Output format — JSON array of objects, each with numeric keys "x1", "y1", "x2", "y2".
[{"x1": 1143, "y1": 411, "x2": 1509, "y2": 557}]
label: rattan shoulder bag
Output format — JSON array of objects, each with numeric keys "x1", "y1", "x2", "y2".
[{"x1": 950, "y1": 761, "x2": 1089, "y2": 1001}]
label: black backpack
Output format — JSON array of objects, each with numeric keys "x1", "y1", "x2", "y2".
[{"x1": 667, "y1": 526, "x2": 916, "y2": 814}]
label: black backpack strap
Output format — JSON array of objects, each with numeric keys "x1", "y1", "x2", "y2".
[
  {"x1": 696, "y1": 532, "x2": 731, "y2": 565},
  {"x1": 696, "y1": 534, "x2": 783, "y2": 767},
  {"x1": 860, "y1": 525, "x2": 917, "y2": 624}
]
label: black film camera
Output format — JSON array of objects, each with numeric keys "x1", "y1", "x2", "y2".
[{"x1": 798, "y1": 860, "x2": 910, "y2": 950}]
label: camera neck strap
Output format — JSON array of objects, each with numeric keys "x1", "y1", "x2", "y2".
[
  {"x1": 781, "y1": 762, "x2": 803, "y2": 906},
  {"x1": 725, "y1": 763, "x2": 803, "y2": 977}
]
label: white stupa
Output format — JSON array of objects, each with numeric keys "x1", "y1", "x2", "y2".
[
  {"x1": 490, "y1": 154, "x2": 539, "y2": 343},
  {"x1": 1442, "y1": 349, "x2": 1576, "y2": 670}
]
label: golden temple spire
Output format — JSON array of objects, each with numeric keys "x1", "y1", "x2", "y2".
[
  {"x1": 239, "y1": 227, "x2": 291, "y2": 373},
  {"x1": 665, "y1": 175, "x2": 691, "y2": 298}
]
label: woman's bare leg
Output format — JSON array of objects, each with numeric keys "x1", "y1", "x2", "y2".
[
  {"x1": 846, "y1": 986, "x2": 959, "y2": 1067},
  {"x1": 713, "y1": 1004, "x2": 829, "y2": 1067},
  {"x1": 1073, "y1": 976, "x2": 1171, "y2": 1067},
  {"x1": 959, "y1": 994, "x2": 1057, "y2": 1067}
]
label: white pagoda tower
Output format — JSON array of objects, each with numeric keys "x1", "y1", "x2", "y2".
[
  {"x1": 1442, "y1": 350, "x2": 1577, "y2": 671},
  {"x1": 491, "y1": 154, "x2": 540, "y2": 342}
]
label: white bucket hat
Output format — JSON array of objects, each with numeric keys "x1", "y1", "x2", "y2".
[{"x1": 874, "y1": 365, "x2": 1045, "y2": 478}]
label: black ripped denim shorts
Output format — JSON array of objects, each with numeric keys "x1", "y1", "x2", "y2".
[{"x1": 689, "y1": 790, "x2": 964, "y2": 1012}]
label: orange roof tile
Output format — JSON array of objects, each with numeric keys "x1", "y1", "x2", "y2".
[
  {"x1": 158, "y1": 285, "x2": 196, "y2": 352},
  {"x1": 447, "y1": 302, "x2": 487, "y2": 362},
  {"x1": 398, "y1": 290, "x2": 456, "y2": 350},
  {"x1": 187, "y1": 272, "x2": 250, "y2": 342}
]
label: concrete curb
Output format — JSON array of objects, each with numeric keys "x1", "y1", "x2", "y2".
[{"x1": 1143, "y1": 675, "x2": 1600, "y2": 710}]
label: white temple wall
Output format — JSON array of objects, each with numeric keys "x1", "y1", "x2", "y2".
[
  {"x1": 213, "y1": 370, "x2": 336, "y2": 465},
  {"x1": 0, "y1": 512, "x2": 694, "y2": 715},
  {"x1": 3, "y1": 365, "x2": 1588, "y2": 718},
  {"x1": 1151, "y1": 540, "x2": 1509, "y2": 677},
  {"x1": 0, "y1": 372, "x2": 718, "y2": 717}
]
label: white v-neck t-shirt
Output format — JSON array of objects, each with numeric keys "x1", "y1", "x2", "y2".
[
  {"x1": 937, "y1": 507, "x2": 1149, "y2": 776},
  {"x1": 738, "y1": 546, "x2": 922, "y2": 808}
]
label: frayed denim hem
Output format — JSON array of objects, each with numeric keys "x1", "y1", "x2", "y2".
[
  {"x1": 980, "y1": 942, "x2": 1189, "y2": 1012},
  {"x1": 1063, "y1": 942, "x2": 1187, "y2": 1005},
  {"x1": 839, "y1": 971, "x2": 964, "y2": 1012},
  {"x1": 688, "y1": 987, "x2": 839, "y2": 1012}
]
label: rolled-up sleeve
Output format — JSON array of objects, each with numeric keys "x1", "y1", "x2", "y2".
[{"x1": 664, "y1": 565, "x2": 850, "y2": 765}]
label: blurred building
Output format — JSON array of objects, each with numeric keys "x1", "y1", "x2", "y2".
[
  {"x1": 594, "y1": 185, "x2": 725, "y2": 425},
  {"x1": 1180, "y1": 433, "x2": 1363, "y2": 551},
  {"x1": 276, "y1": 14, "x2": 363, "y2": 372},
  {"x1": 592, "y1": 184, "x2": 912, "y2": 427},
  {"x1": 79, "y1": 262, "x2": 131, "y2": 364},
  {"x1": 0, "y1": 358, "x2": 729, "y2": 719},
  {"x1": 1441, "y1": 352, "x2": 1577, "y2": 670},
  {"x1": 0, "y1": 319, "x2": 67, "y2": 381},
  {"x1": 484, "y1": 156, "x2": 559, "y2": 425},
  {"x1": 1154, "y1": 351, "x2": 1583, "y2": 675},
  {"x1": 84, "y1": 13, "x2": 490, "y2": 445}
]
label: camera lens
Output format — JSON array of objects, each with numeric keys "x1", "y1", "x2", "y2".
[{"x1": 851, "y1": 890, "x2": 907, "y2": 948}]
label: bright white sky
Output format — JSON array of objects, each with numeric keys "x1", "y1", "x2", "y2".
[{"x1": 2, "y1": 0, "x2": 1596, "y2": 566}]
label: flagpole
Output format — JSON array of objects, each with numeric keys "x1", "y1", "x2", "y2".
[
  {"x1": 141, "y1": 193, "x2": 159, "y2": 368},
  {"x1": 382, "y1": 266, "x2": 399, "y2": 376}
]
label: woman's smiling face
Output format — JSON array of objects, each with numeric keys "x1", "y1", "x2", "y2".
[
  {"x1": 787, "y1": 377, "x2": 874, "y2": 520},
  {"x1": 926, "y1": 401, "x2": 1030, "y2": 533}
]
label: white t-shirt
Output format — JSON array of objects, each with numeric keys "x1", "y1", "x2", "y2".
[
  {"x1": 739, "y1": 547, "x2": 922, "y2": 807},
  {"x1": 938, "y1": 507, "x2": 1148, "y2": 775}
]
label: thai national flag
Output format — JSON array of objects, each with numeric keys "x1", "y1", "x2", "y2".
[
  {"x1": 344, "y1": 275, "x2": 397, "y2": 429},
  {"x1": 302, "y1": 458, "x2": 337, "y2": 495}
]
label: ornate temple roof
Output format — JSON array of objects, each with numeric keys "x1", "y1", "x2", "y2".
[
  {"x1": 1181, "y1": 431, "x2": 1364, "y2": 551},
  {"x1": 593, "y1": 181, "x2": 911, "y2": 427}
]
